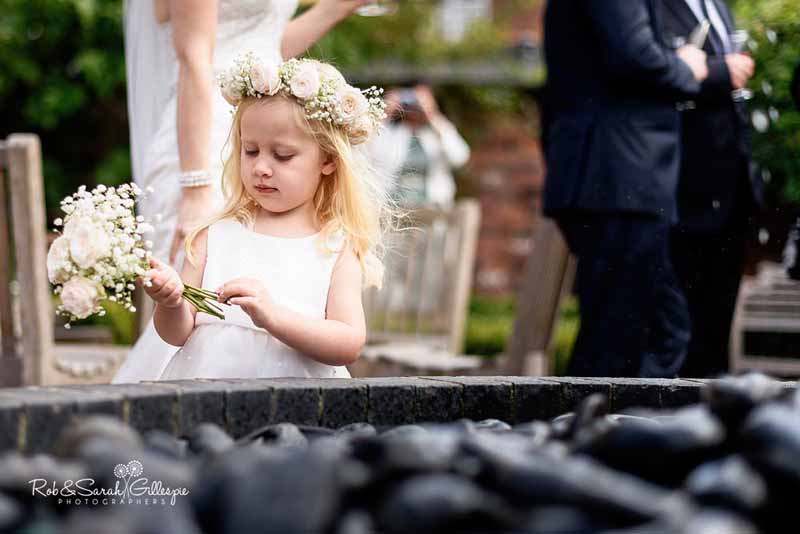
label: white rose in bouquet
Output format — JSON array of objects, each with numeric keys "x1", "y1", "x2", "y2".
[
  {"x1": 60, "y1": 277, "x2": 101, "y2": 319},
  {"x1": 46, "y1": 236, "x2": 71, "y2": 284},
  {"x1": 50, "y1": 182, "x2": 228, "y2": 326},
  {"x1": 68, "y1": 220, "x2": 112, "y2": 269}
]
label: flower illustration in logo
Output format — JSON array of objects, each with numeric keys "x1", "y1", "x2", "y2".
[
  {"x1": 114, "y1": 460, "x2": 144, "y2": 479},
  {"x1": 114, "y1": 460, "x2": 144, "y2": 499}
]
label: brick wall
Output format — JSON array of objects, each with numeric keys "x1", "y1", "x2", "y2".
[
  {"x1": 460, "y1": 0, "x2": 547, "y2": 296},
  {"x1": 493, "y1": 0, "x2": 545, "y2": 43},
  {"x1": 461, "y1": 115, "x2": 546, "y2": 295}
]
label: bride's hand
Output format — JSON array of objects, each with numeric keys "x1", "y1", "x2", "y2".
[
  {"x1": 316, "y1": 0, "x2": 373, "y2": 18},
  {"x1": 217, "y1": 278, "x2": 275, "y2": 330},
  {"x1": 170, "y1": 186, "x2": 215, "y2": 265}
]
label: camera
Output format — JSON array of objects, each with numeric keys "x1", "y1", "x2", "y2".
[{"x1": 397, "y1": 88, "x2": 422, "y2": 114}]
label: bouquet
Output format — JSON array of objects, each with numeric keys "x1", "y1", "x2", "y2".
[{"x1": 47, "y1": 183, "x2": 226, "y2": 327}]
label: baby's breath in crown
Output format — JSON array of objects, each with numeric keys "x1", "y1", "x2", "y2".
[{"x1": 218, "y1": 53, "x2": 387, "y2": 145}]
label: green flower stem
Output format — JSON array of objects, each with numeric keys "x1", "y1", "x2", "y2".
[{"x1": 182, "y1": 284, "x2": 227, "y2": 320}]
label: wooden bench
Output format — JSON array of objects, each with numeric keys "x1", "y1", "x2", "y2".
[
  {"x1": 0, "y1": 134, "x2": 126, "y2": 386},
  {"x1": 355, "y1": 200, "x2": 483, "y2": 375},
  {"x1": 1, "y1": 133, "x2": 488, "y2": 381},
  {"x1": 731, "y1": 262, "x2": 800, "y2": 376},
  {"x1": 505, "y1": 217, "x2": 576, "y2": 376}
]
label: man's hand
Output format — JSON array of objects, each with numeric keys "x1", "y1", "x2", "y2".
[
  {"x1": 677, "y1": 45, "x2": 709, "y2": 82},
  {"x1": 170, "y1": 186, "x2": 215, "y2": 264},
  {"x1": 725, "y1": 53, "x2": 755, "y2": 89}
]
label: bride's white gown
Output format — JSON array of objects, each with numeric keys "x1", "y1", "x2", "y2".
[{"x1": 113, "y1": 0, "x2": 300, "y2": 383}]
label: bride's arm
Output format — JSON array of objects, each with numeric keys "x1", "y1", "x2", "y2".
[
  {"x1": 281, "y1": 0, "x2": 370, "y2": 59},
  {"x1": 168, "y1": 0, "x2": 219, "y2": 263}
]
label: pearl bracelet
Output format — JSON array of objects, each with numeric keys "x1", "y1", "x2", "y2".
[{"x1": 179, "y1": 170, "x2": 213, "y2": 188}]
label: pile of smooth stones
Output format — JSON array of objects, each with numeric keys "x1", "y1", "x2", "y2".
[{"x1": 0, "y1": 373, "x2": 797, "y2": 533}]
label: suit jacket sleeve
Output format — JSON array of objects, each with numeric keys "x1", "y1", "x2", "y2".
[
  {"x1": 792, "y1": 62, "x2": 800, "y2": 111},
  {"x1": 586, "y1": 0, "x2": 700, "y2": 95}
]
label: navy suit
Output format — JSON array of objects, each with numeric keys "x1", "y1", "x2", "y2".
[
  {"x1": 543, "y1": 0, "x2": 700, "y2": 377},
  {"x1": 661, "y1": 0, "x2": 759, "y2": 377}
]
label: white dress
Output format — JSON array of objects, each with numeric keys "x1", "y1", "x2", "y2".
[
  {"x1": 114, "y1": 0, "x2": 299, "y2": 383},
  {"x1": 159, "y1": 218, "x2": 350, "y2": 380}
]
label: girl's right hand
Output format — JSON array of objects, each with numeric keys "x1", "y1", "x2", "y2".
[{"x1": 144, "y1": 258, "x2": 185, "y2": 308}]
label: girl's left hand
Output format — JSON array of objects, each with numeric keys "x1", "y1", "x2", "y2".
[{"x1": 217, "y1": 278, "x2": 274, "y2": 330}]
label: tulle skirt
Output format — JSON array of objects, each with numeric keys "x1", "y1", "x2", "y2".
[{"x1": 158, "y1": 323, "x2": 349, "y2": 380}]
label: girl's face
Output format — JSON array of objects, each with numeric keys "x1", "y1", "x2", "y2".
[{"x1": 239, "y1": 98, "x2": 336, "y2": 216}]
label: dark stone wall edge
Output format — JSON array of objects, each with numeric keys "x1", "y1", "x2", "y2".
[{"x1": 0, "y1": 377, "x2": 793, "y2": 454}]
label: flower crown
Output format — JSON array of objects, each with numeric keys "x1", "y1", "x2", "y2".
[{"x1": 218, "y1": 53, "x2": 387, "y2": 145}]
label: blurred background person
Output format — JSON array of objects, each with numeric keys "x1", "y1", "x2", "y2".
[
  {"x1": 370, "y1": 85, "x2": 470, "y2": 208},
  {"x1": 662, "y1": 0, "x2": 761, "y2": 378},
  {"x1": 543, "y1": 0, "x2": 708, "y2": 378}
]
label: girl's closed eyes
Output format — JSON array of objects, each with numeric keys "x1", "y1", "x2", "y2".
[{"x1": 242, "y1": 146, "x2": 295, "y2": 161}]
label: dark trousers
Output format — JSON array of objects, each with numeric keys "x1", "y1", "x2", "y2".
[
  {"x1": 557, "y1": 213, "x2": 690, "y2": 377},
  {"x1": 670, "y1": 227, "x2": 747, "y2": 378}
]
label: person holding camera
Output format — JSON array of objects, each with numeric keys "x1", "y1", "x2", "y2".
[{"x1": 369, "y1": 85, "x2": 470, "y2": 208}]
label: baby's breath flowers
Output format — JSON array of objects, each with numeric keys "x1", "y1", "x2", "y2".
[
  {"x1": 48, "y1": 183, "x2": 225, "y2": 327},
  {"x1": 218, "y1": 53, "x2": 387, "y2": 145}
]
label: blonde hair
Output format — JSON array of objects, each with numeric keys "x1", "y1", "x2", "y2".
[{"x1": 186, "y1": 93, "x2": 392, "y2": 289}]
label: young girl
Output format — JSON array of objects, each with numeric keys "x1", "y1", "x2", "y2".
[{"x1": 143, "y1": 55, "x2": 389, "y2": 380}]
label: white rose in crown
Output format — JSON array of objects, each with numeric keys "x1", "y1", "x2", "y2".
[
  {"x1": 219, "y1": 54, "x2": 387, "y2": 144},
  {"x1": 66, "y1": 218, "x2": 112, "y2": 269},
  {"x1": 221, "y1": 77, "x2": 242, "y2": 106},
  {"x1": 46, "y1": 235, "x2": 71, "y2": 284},
  {"x1": 337, "y1": 86, "x2": 369, "y2": 123},
  {"x1": 318, "y1": 63, "x2": 347, "y2": 86},
  {"x1": 250, "y1": 62, "x2": 281, "y2": 96},
  {"x1": 289, "y1": 62, "x2": 321, "y2": 100},
  {"x1": 60, "y1": 277, "x2": 101, "y2": 319},
  {"x1": 346, "y1": 115, "x2": 374, "y2": 146}
]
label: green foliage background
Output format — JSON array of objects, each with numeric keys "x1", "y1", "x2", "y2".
[
  {"x1": 0, "y1": 0, "x2": 129, "y2": 216},
  {"x1": 0, "y1": 0, "x2": 535, "y2": 220},
  {"x1": 2, "y1": 0, "x2": 797, "y2": 213},
  {"x1": 732, "y1": 0, "x2": 800, "y2": 203}
]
